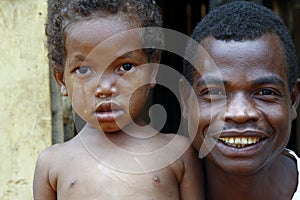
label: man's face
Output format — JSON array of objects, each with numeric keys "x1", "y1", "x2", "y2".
[{"x1": 183, "y1": 34, "x2": 298, "y2": 175}]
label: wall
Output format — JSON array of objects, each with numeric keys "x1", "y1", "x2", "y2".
[{"x1": 0, "y1": 1, "x2": 51, "y2": 199}]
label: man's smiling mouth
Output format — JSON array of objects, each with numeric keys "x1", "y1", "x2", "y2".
[{"x1": 218, "y1": 136, "x2": 262, "y2": 148}]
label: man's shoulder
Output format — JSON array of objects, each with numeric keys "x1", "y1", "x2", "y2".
[
  {"x1": 282, "y1": 148, "x2": 300, "y2": 161},
  {"x1": 282, "y1": 149, "x2": 300, "y2": 200}
]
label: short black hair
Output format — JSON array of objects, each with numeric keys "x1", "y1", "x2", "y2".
[
  {"x1": 46, "y1": 0, "x2": 163, "y2": 72},
  {"x1": 183, "y1": 1, "x2": 297, "y2": 92}
]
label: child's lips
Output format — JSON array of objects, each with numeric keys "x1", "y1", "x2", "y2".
[{"x1": 94, "y1": 101, "x2": 124, "y2": 122}]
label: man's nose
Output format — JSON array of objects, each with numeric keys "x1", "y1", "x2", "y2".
[{"x1": 224, "y1": 93, "x2": 259, "y2": 123}]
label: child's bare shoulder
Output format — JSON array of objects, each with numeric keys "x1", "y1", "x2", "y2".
[
  {"x1": 157, "y1": 133, "x2": 201, "y2": 183},
  {"x1": 153, "y1": 132, "x2": 198, "y2": 168},
  {"x1": 36, "y1": 136, "x2": 81, "y2": 169},
  {"x1": 158, "y1": 132, "x2": 193, "y2": 151}
]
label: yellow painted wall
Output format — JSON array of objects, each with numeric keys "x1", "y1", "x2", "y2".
[{"x1": 0, "y1": 1, "x2": 51, "y2": 199}]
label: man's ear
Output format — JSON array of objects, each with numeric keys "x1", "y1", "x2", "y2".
[
  {"x1": 291, "y1": 78, "x2": 300, "y2": 120},
  {"x1": 179, "y1": 78, "x2": 191, "y2": 119},
  {"x1": 53, "y1": 70, "x2": 68, "y2": 96}
]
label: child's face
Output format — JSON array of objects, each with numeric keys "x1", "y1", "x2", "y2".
[{"x1": 59, "y1": 15, "x2": 158, "y2": 132}]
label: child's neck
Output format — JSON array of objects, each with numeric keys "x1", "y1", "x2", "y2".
[{"x1": 83, "y1": 122, "x2": 160, "y2": 151}]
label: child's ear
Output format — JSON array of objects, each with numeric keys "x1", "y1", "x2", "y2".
[
  {"x1": 150, "y1": 63, "x2": 159, "y2": 88},
  {"x1": 149, "y1": 54, "x2": 161, "y2": 88},
  {"x1": 291, "y1": 79, "x2": 300, "y2": 120},
  {"x1": 179, "y1": 78, "x2": 190, "y2": 119},
  {"x1": 53, "y1": 70, "x2": 68, "y2": 96}
]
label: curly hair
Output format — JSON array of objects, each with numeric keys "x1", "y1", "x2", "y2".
[
  {"x1": 46, "y1": 0, "x2": 163, "y2": 72},
  {"x1": 183, "y1": 1, "x2": 298, "y2": 92}
]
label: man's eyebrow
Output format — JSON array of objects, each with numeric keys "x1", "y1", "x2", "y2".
[
  {"x1": 253, "y1": 75, "x2": 285, "y2": 86},
  {"x1": 196, "y1": 75, "x2": 285, "y2": 87},
  {"x1": 196, "y1": 75, "x2": 225, "y2": 86}
]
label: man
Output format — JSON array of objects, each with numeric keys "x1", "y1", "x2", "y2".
[{"x1": 180, "y1": 1, "x2": 300, "y2": 199}]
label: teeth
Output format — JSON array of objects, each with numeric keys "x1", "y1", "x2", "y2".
[
  {"x1": 241, "y1": 137, "x2": 247, "y2": 144},
  {"x1": 219, "y1": 137, "x2": 260, "y2": 148}
]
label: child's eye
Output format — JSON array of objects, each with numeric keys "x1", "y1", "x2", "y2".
[
  {"x1": 119, "y1": 63, "x2": 135, "y2": 72},
  {"x1": 75, "y1": 66, "x2": 92, "y2": 75}
]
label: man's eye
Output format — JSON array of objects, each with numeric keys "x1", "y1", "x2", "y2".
[
  {"x1": 119, "y1": 63, "x2": 135, "y2": 72},
  {"x1": 257, "y1": 89, "x2": 276, "y2": 95},
  {"x1": 75, "y1": 66, "x2": 92, "y2": 75},
  {"x1": 203, "y1": 88, "x2": 225, "y2": 96},
  {"x1": 198, "y1": 88, "x2": 226, "y2": 103}
]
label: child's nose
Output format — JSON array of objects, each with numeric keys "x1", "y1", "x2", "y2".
[{"x1": 95, "y1": 75, "x2": 117, "y2": 99}]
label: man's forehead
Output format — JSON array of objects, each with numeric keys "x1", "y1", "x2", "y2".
[{"x1": 192, "y1": 35, "x2": 288, "y2": 78}]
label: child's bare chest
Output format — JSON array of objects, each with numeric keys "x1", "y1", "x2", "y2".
[{"x1": 55, "y1": 161, "x2": 180, "y2": 200}]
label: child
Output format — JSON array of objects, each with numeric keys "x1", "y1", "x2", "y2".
[{"x1": 33, "y1": 0, "x2": 204, "y2": 199}]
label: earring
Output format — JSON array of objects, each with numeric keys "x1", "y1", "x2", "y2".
[{"x1": 61, "y1": 86, "x2": 68, "y2": 96}]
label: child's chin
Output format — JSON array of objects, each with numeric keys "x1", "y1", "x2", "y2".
[{"x1": 97, "y1": 123, "x2": 123, "y2": 133}]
